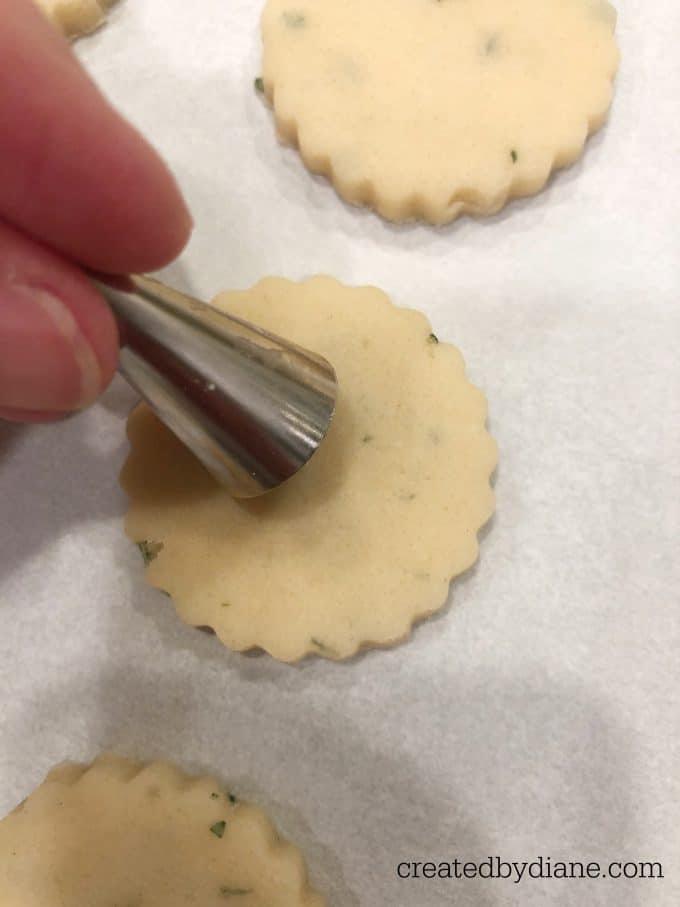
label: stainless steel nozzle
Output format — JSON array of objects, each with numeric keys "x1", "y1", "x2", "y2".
[{"x1": 94, "y1": 275, "x2": 337, "y2": 498}]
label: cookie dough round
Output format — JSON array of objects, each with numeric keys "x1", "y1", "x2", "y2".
[
  {"x1": 0, "y1": 754, "x2": 325, "y2": 907},
  {"x1": 36, "y1": 0, "x2": 117, "y2": 38},
  {"x1": 260, "y1": 0, "x2": 619, "y2": 223},
  {"x1": 122, "y1": 277, "x2": 497, "y2": 661}
]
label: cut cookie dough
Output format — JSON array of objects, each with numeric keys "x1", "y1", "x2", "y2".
[
  {"x1": 0, "y1": 754, "x2": 325, "y2": 907},
  {"x1": 259, "y1": 0, "x2": 620, "y2": 223},
  {"x1": 36, "y1": 0, "x2": 118, "y2": 38},
  {"x1": 121, "y1": 276, "x2": 497, "y2": 661}
]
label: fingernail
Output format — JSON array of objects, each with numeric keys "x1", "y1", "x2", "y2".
[{"x1": 0, "y1": 283, "x2": 102, "y2": 412}]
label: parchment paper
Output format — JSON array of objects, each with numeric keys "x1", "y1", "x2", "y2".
[{"x1": 1, "y1": 1, "x2": 679, "y2": 904}]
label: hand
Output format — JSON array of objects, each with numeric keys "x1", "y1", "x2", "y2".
[{"x1": 0, "y1": 0, "x2": 192, "y2": 422}]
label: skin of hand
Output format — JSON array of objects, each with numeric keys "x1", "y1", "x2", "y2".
[{"x1": 0, "y1": 0, "x2": 192, "y2": 422}]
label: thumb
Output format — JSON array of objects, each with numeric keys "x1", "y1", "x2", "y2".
[{"x1": 0, "y1": 220, "x2": 118, "y2": 422}]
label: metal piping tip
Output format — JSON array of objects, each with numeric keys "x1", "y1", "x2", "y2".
[{"x1": 94, "y1": 275, "x2": 338, "y2": 498}]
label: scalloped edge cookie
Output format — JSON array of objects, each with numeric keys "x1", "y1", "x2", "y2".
[
  {"x1": 259, "y1": 0, "x2": 620, "y2": 224},
  {"x1": 0, "y1": 754, "x2": 326, "y2": 907},
  {"x1": 121, "y1": 276, "x2": 497, "y2": 662}
]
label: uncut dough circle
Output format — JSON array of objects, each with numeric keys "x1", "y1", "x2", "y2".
[
  {"x1": 0, "y1": 754, "x2": 325, "y2": 907},
  {"x1": 260, "y1": 0, "x2": 620, "y2": 223},
  {"x1": 36, "y1": 0, "x2": 117, "y2": 37},
  {"x1": 122, "y1": 277, "x2": 497, "y2": 662}
]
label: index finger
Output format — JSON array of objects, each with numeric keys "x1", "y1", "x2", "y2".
[{"x1": 0, "y1": 0, "x2": 192, "y2": 274}]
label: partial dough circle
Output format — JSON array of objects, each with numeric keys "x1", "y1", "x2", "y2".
[
  {"x1": 260, "y1": 0, "x2": 620, "y2": 223},
  {"x1": 122, "y1": 277, "x2": 497, "y2": 661},
  {"x1": 36, "y1": 0, "x2": 117, "y2": 37},
  {"x1": 0, "y1": 754, "x2": 325, "y2": 907}
]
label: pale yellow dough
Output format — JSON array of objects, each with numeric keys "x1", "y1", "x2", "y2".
[
  {"x1": 0, "y1": 754, "x2": 325, "y2": 907},
  {"x1": 260, "y1": 0, "x2": 620, "y2": 223},
  {"x1": 36, "y1": 0, "x2": 117, "y2": 37},
  {"x1": 121, "y1": 277, "x2": 497, "y2": 662}
]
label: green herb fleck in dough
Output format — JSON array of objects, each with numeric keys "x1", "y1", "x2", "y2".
[
  {"x1": 428, "y1": 333, "x2": 439, "y2": 344},
  {"x1": 211, "y1": 792, "x2": 220, "y2": 800},
  {"x1": 283, "y1": 11, "x2": 306, "y2": 27},
  {"x1": 362, "y1": 433, "x2": 374, "y2": 443},
  {"x1": 228, "y1": 792, "x2": 238, "y2": 804},
  {"x1": 220, "y1": 887, "x2": 253, "y2": 897},
  {"x1": 254, "y1": 77, "x2": 264, "y2": 93},
  {"x1": 510, "y1": 149, "x2": 518, "y2": 163},
  {"x1": 210, "y1": 820, "x2": 227, "y2": 839},
  {"x1": 310, "y1": 637, "x2": 339, "y2": 657},
  {"x1": 221, "y1": 602, "x2": 232, "y2": 608},
  {"x1": 484, "y1": 34, "x2": 499, "y2": 55},
  {"x1": 137, "y1": 540, "x2": 163, "y2": 565}
]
